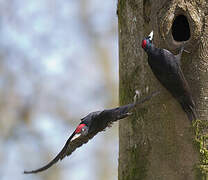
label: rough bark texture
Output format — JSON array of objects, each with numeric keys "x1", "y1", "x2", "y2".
[{"x1": 118, "y1": 0, "x2": 208, "y2": 180}]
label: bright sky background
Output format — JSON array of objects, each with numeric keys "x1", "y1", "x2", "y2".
[{"x1": 0, "y1": 0, "x2": 119, "y2": 180}]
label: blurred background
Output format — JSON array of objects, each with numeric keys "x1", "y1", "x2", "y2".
[{"x1": 0, "y1": 0, "x2": 118, "y2": 180}]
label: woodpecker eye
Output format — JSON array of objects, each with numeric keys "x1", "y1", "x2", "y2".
[
  {"x1": 81, "y1": 126, "x2": 88, "y2": 136},
  {"x1": 75, "y1": 124, "x2": 86, "y2": 134},
  {"x1": 142, "y1": 39, "x2": 147, "y2": 49}
]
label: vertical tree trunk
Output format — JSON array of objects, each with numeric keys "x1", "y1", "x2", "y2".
[{"x1": 118, "y1": 0, "x2": 208, "y2": 180}]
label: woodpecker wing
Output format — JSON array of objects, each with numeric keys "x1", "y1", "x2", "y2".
[
  {"x1": 161, "y1": 49, "x2": 195, "y2": 106},
  {"x1": 23, "y1": 104, "x2": 140, "y2": 174},
  {"x1": 23, "y1": 130, "x2": 76, "y2": 174},
  {"x1": 24, "y1": 92, "x2": 159, "y2": 174},
  {"x1": 172, "y1": 62, "x2": 197, "y2": 120},
  {"x1": 89, "y1": 90, "x2": 160, "y2": 129},
  {"x1": 148, "y1": 48, "x2": 196, "y2": 121}
]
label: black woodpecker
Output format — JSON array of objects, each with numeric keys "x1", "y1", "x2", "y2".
[
  {"x1": 141, "y1": 31, "x2": 197, "y2": 122},
  {"x1": 24, "y1": 90, "x2": 159, "y2": 174}
]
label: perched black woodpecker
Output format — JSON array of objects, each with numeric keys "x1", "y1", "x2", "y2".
[
  {"x1": 24, "y1": 90, "x2": 159, "y2": 174},
  {"x1": 141, "y1": 31, "x2": 197, "y2": 121}
]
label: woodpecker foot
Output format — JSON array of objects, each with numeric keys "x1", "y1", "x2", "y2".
[
  {"x1": 117, "y1": 112, "x2": 132, "y2": 119},
  {"x1": 126, "y1": 112, "x2": 133, "y2": 116},
  {"x1": 184, "y1": 49, "x2": 190, "y2": 54},
  {"x1": 134, "y1": 90, "x2": 140, "y2": 104}
]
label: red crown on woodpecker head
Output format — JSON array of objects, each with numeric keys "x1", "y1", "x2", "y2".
[
  {"x1": 75, "y1": 124, "x2": 86, "y2": 133},
  {"x1": 142, "y1": 39, "x2": 147, "y2": 49}
]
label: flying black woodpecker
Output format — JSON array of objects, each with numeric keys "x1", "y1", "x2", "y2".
[
  {"x1": 24, "y1": 90, "x2": 159, "y2": 174},
  {"x1": 141, "y1": 31, "x2": 197, "y2": 121}
]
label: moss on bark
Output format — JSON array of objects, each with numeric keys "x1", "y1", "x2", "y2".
[{"x1": 118, "y1": 0, "x2": 208, "y2": 179}]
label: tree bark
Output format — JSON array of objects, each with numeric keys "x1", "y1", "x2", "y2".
[{"x1": 118, "y1": 0, "x2": 208, "y2": 180}]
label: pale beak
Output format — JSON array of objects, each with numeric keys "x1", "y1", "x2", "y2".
[
  {"x1": 71, "y1": 133, "x2": 81, "y2": 141},
  {"x1": 148, "y1": 31, "x2": 153, "y2": 41}
]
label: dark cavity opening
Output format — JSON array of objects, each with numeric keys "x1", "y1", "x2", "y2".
[{"x1": 171, "y1": 15, "x2": 190, "y2": 41}]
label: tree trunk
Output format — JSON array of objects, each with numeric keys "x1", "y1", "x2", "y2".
[{"x1": 118, "y1": 0, "x2": 208, "y2": 180}]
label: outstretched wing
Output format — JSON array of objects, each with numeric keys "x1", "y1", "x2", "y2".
[
  {"x1": 24, "y1": 92, "x2": 159, "y2": 174},
  {"x1": 24, "y1": 105, "x2": 134, "y2": 174},
  {"x1": 96, "y1": 90, "x2": 160, "y2": 123},
  {"x1": 23, "y1": 130, "x2": 98, "y2": 174}
]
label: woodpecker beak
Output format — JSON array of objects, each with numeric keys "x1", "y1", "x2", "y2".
[
  {"x1": 148, "y1": 31, "x2": 153, "y2": 41},
  {"x1": 71, "y1": 133, "x2": 82, "y2": 141}
]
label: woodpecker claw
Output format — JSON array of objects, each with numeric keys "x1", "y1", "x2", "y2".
[
  {"x1": 184, "y1": 49, "x2": 190, "y2": 54},
  {"x1": 133, "y1": 90, "x2": 140, "y2": 104},
  {"x1": 117, "y1": 112, "x2": 133, "y2": 120},
  {"x1": 127, "y1": 112, "x2": 133, "y2": 116}
]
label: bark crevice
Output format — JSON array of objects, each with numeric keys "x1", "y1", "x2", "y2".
[{"x1": 118, "y1": 0, "x2": 208, "y2": 180}]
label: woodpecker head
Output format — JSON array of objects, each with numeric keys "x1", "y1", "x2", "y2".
[
  {"x1": 71, "y1": 123, "x2": 89, "y2": 141},
  {"x1": 141, "y1": 31, "x2": 153, "y2": 51}
]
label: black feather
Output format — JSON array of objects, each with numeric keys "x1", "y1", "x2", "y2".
[
  {"x1": 143, "y1": 39, "x2": 197, "y2": 122},
  {"x1": 23, "y1": 91, "x2": 158, "y2": 174}
]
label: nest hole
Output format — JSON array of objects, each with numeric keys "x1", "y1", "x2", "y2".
[{"x1": 171, "y1": 15, "x2": 190, "y2": 42}]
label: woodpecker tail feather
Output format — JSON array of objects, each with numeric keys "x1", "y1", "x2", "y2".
[{"x1": 180, "y1": 102, "x2": 197, "y2": 122}]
